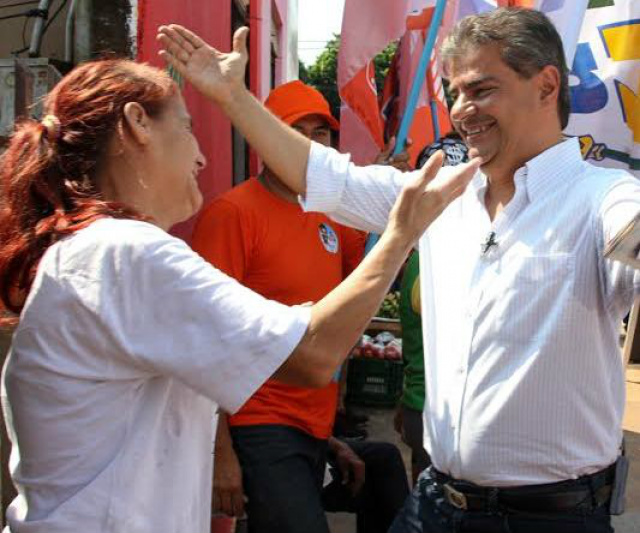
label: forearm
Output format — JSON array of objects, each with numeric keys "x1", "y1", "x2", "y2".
[
  {"x1": 215, "y1": 411, "x2": 233, "y2": 455},
  {"x1": 274, "y1": 229, "x2": 412, "y2": 386},
  {"x1": 220, "y1": 88, "x2": 310, "y2": 194}
]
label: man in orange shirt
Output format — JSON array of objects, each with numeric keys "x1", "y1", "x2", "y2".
[{"x1": 192, "y1": 81, "x2": 409, "y2": 533}]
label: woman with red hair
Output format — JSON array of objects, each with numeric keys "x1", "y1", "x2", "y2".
[{"x1": 0, "y1": 58, "x2": 475, "y2": 532}]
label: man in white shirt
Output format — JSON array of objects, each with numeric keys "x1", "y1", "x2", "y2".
[{"x1": 158, "y1": 7, "x2": 637, "y2": 532}]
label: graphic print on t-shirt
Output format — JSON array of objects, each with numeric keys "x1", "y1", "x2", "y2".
[{"x1": 318, "y1": 223, "x2": 339, "y2": 254}]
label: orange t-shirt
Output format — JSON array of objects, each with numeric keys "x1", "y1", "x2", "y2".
[{"x1": 191, "y1": 178, "x2": 365, "y2": 439}]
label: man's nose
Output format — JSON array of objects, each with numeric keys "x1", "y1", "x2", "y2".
[{"x1": 451, "y1": 95, "x2": 477, "y2": 123}]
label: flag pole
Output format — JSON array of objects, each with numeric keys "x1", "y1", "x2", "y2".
[
  {"x1": 427, "y1": 68, "x2": 441, "y2": 141},
  {"x1": 393, "y1": 0, "x2": 448, "y2": 156}
]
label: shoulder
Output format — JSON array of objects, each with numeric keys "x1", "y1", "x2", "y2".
[
  {"x1": 53, "y1": 218, "x2": 194, "y2": 277},
  {"x1": 574, "y1": 163, "x2": 640, "y2": 211},
  {"x1": 578, "y1": 162, "x2": 636, "y2": 189},
  {"x1": 82, "y1": 218, "x2": 182, "y2": 250},
  {"x1": 64, "y1": 218, "x2": 173, "y2": 250}
]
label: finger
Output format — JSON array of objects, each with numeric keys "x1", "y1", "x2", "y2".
[
  {"x1": 231, "y1": 491, "x2": 246, "y2": 518},
  {"x1": 337, "y1": 460, "x2": 351, "y2": 485},
  {"x1": 417, "y1": 150, "x2": 445, "y2": 184},
  {"x1": 435, "y1": 157, "x2": 481, "y2": 201},
  {"x1": 158, "y1": 34, "x2": 191, "y2": 64},
  {"x1": 391, "y1": 152, "x2": 411, "y2": 163},
  {"x1": 350, "y1": 463, "x2": 366, "y2": 494},
  {"x1": 382, "y1": 136, "x2": 396, "y2": 157},
  {"x1": 157, "y1": 27, "x2": 196, "y2": 59},
  {"x1": 220, "y1": 491, "x2": 233, "y2": 516},
  {"x1": 213, "y1": 489, "x2": 223, "y2": 513},
  {"x1": 232, "y1": 27, "x2": 250, "y2": 57},
  {"x1": 158, "y1": 49, "x2": 188, "y2": 78},
  {"x1": 167, "y1": 24, "x2": 207, "y2": 50}
]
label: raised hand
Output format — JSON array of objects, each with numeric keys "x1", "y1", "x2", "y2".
[
  {"x1": 387, "y1": 151, "x2": 481, "y2": 245},
  {"x1": 157, "y1": 25, "x2": 249, "y2": 107},
  {"x1": 374, "y1": 136, "x2": 413, "y2": 172}
]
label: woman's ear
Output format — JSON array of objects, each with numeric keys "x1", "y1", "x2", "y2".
[{"x1": 122, "y1": 102, "x2": 152, "y2": 146}]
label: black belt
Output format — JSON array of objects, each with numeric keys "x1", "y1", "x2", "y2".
[{"x1": 434, "y1": 465, "x2": 614, "y2": 514}]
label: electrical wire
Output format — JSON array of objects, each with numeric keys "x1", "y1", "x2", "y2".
[
  {"x1": 42, "y1": 0, "x2": 68, "y2": 34},
  {"x1": 0, "y1": 1, "x2": 39, "y2": 9},
  {"x1": 4, "y1": 4, "x2": 43, "y2": 54},
  {"x1": 11, "y1": 14, "x2": 30, "y2": 54},
  {"x1": 0, "y1": 10, "x2": 31, "y2": 20}
]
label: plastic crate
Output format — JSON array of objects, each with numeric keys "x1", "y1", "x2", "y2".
[{"x1": 346, "y1": 357, "x2": 403, "y2": 407}]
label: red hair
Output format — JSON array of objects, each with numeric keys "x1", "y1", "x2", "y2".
[{"x1": 0, "y1": 59, "x2": 178, "y2": 324}]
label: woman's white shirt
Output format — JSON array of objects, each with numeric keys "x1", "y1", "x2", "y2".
[{"x1": 1, "y1": 218, "x2": 310, "y2": 533}]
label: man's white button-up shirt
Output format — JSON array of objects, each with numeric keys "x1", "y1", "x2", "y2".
[{"x1": 302, "y1": 138, "x2": 640, "y2": 486}]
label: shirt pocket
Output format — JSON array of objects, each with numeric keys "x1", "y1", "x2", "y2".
[
  {"x1": 489, "y1": 253, "x2": 575, "y2": 343},
  {"x1": 509, "y1": 253, "x2": 574, "y2": 286}
]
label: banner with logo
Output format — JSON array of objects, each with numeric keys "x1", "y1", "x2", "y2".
[{"x1": 566, "y1": 0, "x2": 640, "y2": 176}]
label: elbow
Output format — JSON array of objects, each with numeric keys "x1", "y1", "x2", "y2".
[
  {"x1": 274, "y1": 344, "x2": 337, "y2": 388},
  {"x1": 291, "y1": 351, "x2": 335, "y2": 388},
  {"x1": 302, "y1": 364, "x2": 335, "y2": 388}
]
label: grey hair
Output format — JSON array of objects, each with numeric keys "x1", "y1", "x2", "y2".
[{"x1": 440, "y1": 8, "x2": 570, "y2": 129}]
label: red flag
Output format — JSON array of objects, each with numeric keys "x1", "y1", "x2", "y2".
[
  {"x1": 380, "y1": 15, "x2": 452, "y2": 167},
  {"x1": 338, "y1": 1, "x2": 455, "y2": 164}
]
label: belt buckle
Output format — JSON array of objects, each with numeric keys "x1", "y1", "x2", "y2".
[{"x1": 444, "y1": 484, "x2": 468, "y2": 510}]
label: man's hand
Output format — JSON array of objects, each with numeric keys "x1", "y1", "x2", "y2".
[
  {"x1": 374, "y1": 137, "x2": 412, "y2": 172},
  {"x1": 328, "y1": 437, "x2": 365, "y2": 496},
  {"x1": 213, "y1": 415, "x2": 246, "y2": 517},
  {"x1": 157, "y1": 25, "x2": 248, "y2": 107}
]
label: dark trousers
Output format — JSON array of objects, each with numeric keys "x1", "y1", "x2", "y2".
[
  {"x1": 231, "y1": 425, "x2": 329, "y2": 533},
  {"x1": 388, "y1": 467, "x2": 614, "y2": 533},
  {"x1": 322, "y1": 440, "x2": 410, "y2": 533}
]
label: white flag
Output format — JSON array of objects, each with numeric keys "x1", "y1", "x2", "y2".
[{"x1": 566, "y1": 0, "x2": 640, "y2": 177}]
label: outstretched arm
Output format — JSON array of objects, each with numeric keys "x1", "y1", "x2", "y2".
[{"x1": 275, "y1": 151, "x2": 479, "y2": 386}]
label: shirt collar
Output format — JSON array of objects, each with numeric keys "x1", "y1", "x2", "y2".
[
  {"x1": 521, "y1": 137, "x2": 583, "y2": 202},
  {"x1": 469, "y1": 137, "x2": 583, "y2": 204}
]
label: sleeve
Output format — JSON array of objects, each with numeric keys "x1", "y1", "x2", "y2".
[
  {"x1": 191, "y1": 198, "x2": 249, "y2": 281},
  {"x1": 598, "y1": 177, "x2": 640, "y2": 316},
  {"x1": 340, "y1": 226, "x2": 366, "y2": 277},
  {"x1": 300, "y1": 141, "x2": 414, "y2": 234},
  {"x1": 108, "y1": 226, "x2": 310, "y2": 414}
]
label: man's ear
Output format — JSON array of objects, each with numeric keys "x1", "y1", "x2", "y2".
[
  {"x1": 122, "y1": 102, "x2": 152, "y2": 146},
  {"x1": 537, "y1": 65, "x2": 561, "y2": 109}
]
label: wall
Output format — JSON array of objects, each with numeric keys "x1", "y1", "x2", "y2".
[
  {"x1": 137, "y1": 0, "x2": 233, "y2": 240},
  {"x1": 0, "y1": 0, "x2": 298, "y2": 241},
  {"x1": 0, "y1": 1, "x2": 70, "y2": 61}
]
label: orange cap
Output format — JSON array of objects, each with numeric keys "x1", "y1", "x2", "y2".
[{"x1": 264, "y1": 80, "x2": 339, "y2": 131}]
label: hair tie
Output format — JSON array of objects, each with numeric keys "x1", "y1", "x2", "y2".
[{"x1": 41, "y1": 114, "x2": 61, "y2": 143}]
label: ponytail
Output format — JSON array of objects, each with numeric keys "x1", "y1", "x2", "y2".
[{"x1": 0, "y1": 59, "x2": 174, "y2": 325}]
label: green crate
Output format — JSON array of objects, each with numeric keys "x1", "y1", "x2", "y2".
[{"x1": 346, "y1": 358, "x2": 403, "y2": 407}]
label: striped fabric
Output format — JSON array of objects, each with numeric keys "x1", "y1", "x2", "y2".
[{"x1": 302, "y1": 138, "x2": 640, "y2": 486}]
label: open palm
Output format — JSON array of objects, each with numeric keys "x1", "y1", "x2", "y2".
[{"x1": 157, "y1": 25, "x2": 248, "y2": 106}]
